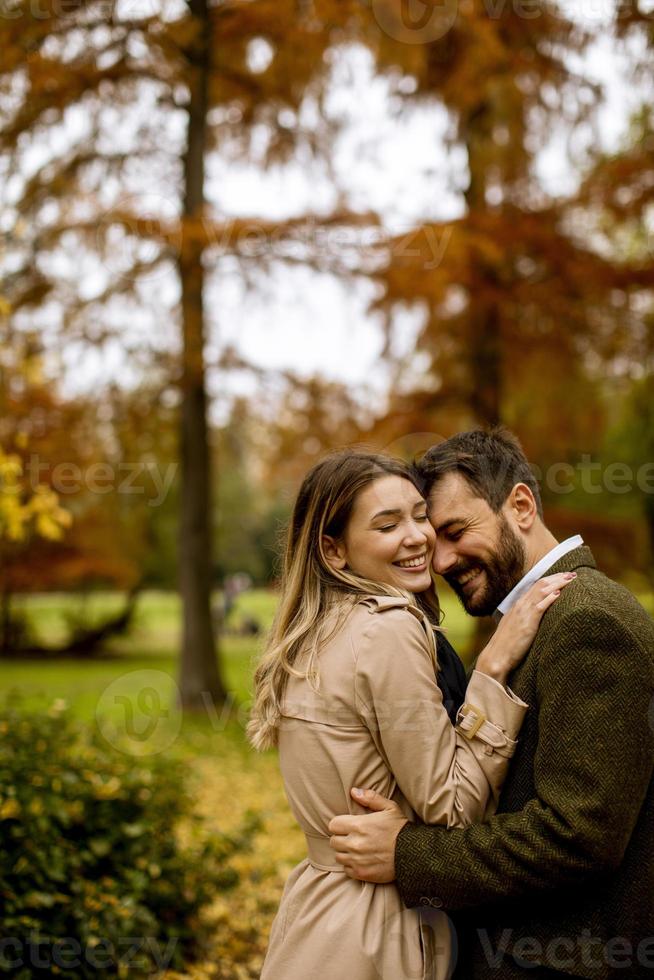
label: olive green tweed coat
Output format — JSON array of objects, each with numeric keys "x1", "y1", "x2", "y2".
[{"x1": 396, "y1": 546, "x2": 654, "y2": 979}]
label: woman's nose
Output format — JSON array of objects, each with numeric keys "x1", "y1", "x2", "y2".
[{"x1": 404, "y1": 521, "x2": 430, "y2": 545}]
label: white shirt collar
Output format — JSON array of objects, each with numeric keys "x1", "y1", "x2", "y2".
[{"x1": 495, "y1": 535, "x2": 584, "y2": 618}]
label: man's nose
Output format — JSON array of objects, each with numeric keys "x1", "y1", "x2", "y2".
[{"x1": 432, "y1": 541, "x2": 457, "y2": 575}]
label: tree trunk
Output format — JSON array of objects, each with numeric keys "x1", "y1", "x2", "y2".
[
  {"x1": 463, "y1": 106, "x2": 503, "y2": 647},
  {"x1": 177, "y1": 0, "x2": 227, "y2": 708},
  {"x1": 0, "y1": 588, "x2": 11, "y2": 653},
  {"x1": 645, "y1": 496, "x2": 654, "y2": 593},
  {"x1": 468, "y1": 301, "x2": 502, "y2": 427},
  {"x1": 463, "y1": 106, "x2": 503, "y2": 430}
]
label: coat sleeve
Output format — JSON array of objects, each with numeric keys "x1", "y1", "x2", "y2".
[
  {"x1": 395, "y1": 606, "x2": 654, "y2": 909},
  {"x1": 353, "y1": 606, "x2": 528, "y2": 829}
]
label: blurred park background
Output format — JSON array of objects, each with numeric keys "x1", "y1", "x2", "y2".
[{"x1": 1, "y1": 0, "x2": 654, "y2": 976}]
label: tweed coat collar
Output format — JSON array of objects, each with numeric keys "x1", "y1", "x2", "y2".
[
  {"x1": 544, "y1": 543, "x2": 597, "y2": 576},
  {"x1": 497, "y1": 535, "x2": 584, "y2": 616}
]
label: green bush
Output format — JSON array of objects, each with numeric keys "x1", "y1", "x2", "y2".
[{"x1": 0, "y1": 699, "x2": 257, "y2": 978}]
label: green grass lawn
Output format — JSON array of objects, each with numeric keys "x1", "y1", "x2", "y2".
[
  {"x1": 1, "y1": 587, "x2": 474, "y2": 721},
  {"x1": 4, "y1": 584, "x2": 652, "y2": 725}
]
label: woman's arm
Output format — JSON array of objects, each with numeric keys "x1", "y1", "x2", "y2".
[
  {"x1": 353, "y1": 605, "x2": 527, "y2": 829},
  {"x1": 353, "y1": 572, "x2": 575, "y2": 829}
]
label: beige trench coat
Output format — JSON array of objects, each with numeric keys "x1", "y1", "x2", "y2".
[{"x1": 260, "y1": 595, "x2": 528, "y2": 980}]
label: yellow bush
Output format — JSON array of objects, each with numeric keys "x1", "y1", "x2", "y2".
[{"x1": 0, "y1": 445, "x2": 72, "y2": 545}]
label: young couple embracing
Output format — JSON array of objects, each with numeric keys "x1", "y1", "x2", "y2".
[{"x1": 248, "y1": 428, "x2": 654, "y2": 980}]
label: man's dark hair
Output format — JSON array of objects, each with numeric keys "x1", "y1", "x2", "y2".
[{"x1": 416, "y1": 427, "x2": 544, "y2": 519}]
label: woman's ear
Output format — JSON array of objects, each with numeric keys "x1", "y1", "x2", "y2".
[{"x1": 322, "y1": 535, "x2": 348, "y2": 571}]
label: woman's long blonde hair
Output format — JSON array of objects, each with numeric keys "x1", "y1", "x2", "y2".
[{"x1": 247, "y1": 450, "x2": 441, "y2": 751}]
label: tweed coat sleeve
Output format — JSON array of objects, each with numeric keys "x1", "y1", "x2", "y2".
[
  {"x1": 395, "y1": 603, "x2": 654, "y2": 910},
  {"x1": 353, "y1": 603, "x2": 528, "y2": 829}
]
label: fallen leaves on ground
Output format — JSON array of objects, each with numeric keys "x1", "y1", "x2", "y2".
[{"x1": 165, "y1": 732, "x2": 304, "y2": 980}]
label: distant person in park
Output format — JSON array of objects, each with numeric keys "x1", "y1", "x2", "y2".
[
  {"x1": 328, "y1": 429, "x2": 654, "y2": 980},
  {"x1": 248, "y1": 449, "x2": 575, "y2": 980}
]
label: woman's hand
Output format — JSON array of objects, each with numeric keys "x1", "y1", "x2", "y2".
[{"x1": 476, "y1": 572, "x2": 577, "y2": 685}]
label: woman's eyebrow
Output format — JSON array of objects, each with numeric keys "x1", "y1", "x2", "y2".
[
  {"x1": 370, "y1": 508, "x2": 402, "y2": 520},
  {"x1": 370, "y1": 501, "x2": 426, "y2": 521}
]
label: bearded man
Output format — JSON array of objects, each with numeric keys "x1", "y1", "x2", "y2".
[{"x1": 328, "y1": 428, "x2": 654, "y2": 980}]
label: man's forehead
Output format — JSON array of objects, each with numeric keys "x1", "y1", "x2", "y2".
[{"x1": 427, "y1": 472, "x2": 486, "y2": 521}]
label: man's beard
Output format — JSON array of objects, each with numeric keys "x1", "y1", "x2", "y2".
[{"x1": 444, "y1": 515, "x2": 527, "y2": 617}]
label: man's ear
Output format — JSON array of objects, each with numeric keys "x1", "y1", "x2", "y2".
[
  {"x1": 506, "y1": 483, "x2": 538, "y2": 531},
  {"x1": 322, "y1": 535, "x2": 348, "y2": 571}
]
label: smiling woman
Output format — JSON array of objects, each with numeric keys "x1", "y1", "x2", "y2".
[
  {"x1": 322, "y1": 474, "x2": 436, "y2": 593},
  {"x1": 247, "y1": 448, "x2": 571, "y2": 980}
]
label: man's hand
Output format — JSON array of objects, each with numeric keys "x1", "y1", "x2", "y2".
[{"x1": 327, "y1": 787, "x2": 409, "y2": 883}]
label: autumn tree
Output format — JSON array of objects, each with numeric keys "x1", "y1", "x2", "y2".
[
  {"x1": 0, "y1": 449, "x2": 64, "y2": 648},
  {"x1": 346, "y1": 1, "x2": 642, "y2": 462},
  {"x1": 0, "y1": 322, "x2": 158, "y2": 652},
  {"x1": 0, "y1": 0, "x2": 378, "y2": 705},
  {"x1": 577, "y1": 6, "x2": 654, "y2": 576},
  {"x1": 0, "y1": 428, "x2": 72, "y2": 649},
  {"x1": 277, "y1": 1, "x2": 654, "y2": 647}
]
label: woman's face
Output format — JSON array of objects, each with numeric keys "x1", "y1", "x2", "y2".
[{"x1": 325, "y1": 475, "x2": 436, "y2": 593}]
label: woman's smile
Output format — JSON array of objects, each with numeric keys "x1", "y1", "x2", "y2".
[{"x1": 393, "y1": 552, "x2": 428, "y2": 571}]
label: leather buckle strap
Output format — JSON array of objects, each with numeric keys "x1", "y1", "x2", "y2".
[
  {"x1": 456, "y1": 703, "x2": 519, "y2": 758},
  {"x1": 457, "y1": 703, "x2": 486, "y2": 740}
]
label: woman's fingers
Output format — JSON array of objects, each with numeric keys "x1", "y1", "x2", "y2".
[
  {"x1": 538, "y1": 572, "x2": 577, "y2": 592},
  {"x1": 531, "y1": 571, "x2": 578, "y2": 611},
  {"x1": 538, "y1": 581, "x2": 564, "y2": 598},
  {"x1": 523, "y1": 572, "x2": 576, "y2": 606},
  {"x1": 535, "y1": 590, "x2": 561, "y2": 611},
  {"x1": 516, "y1": 571, "x2": 577, "y2": 618},
  {"x1": 478, "y1": 570, "x2": 579, "y2": 678}
]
